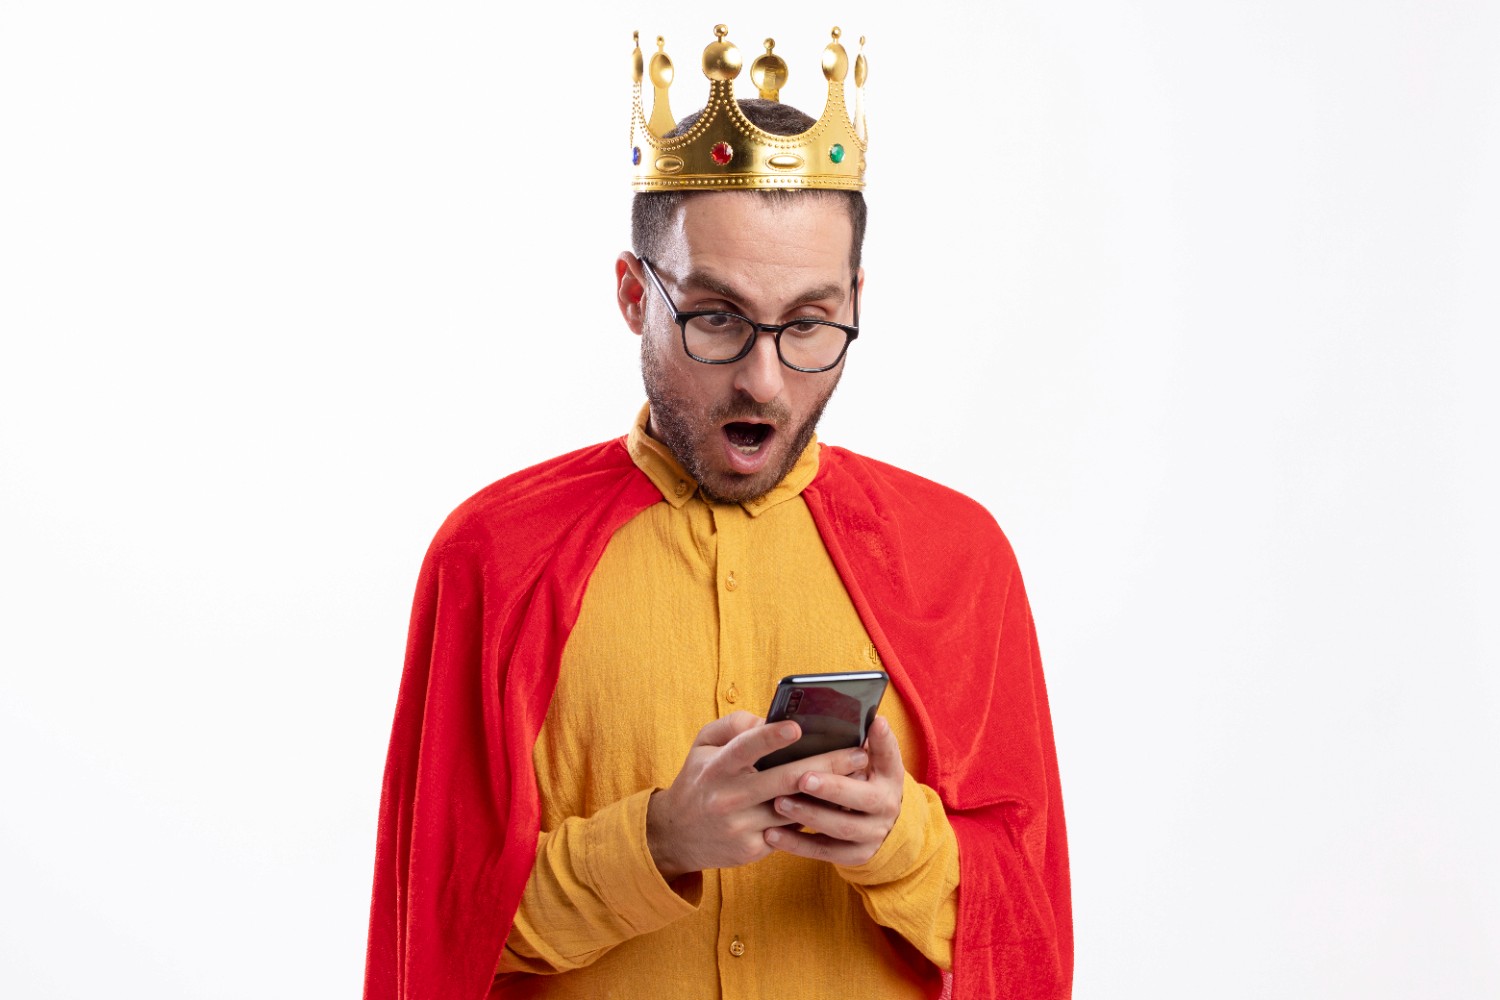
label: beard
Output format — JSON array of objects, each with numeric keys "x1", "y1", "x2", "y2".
[{"x1": 641, "y1": 334, "x2": 840, "y2": 504}]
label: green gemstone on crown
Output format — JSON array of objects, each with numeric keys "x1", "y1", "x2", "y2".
[{"x1": 829, "y1": 144, "x2": 846, "y2": 164}]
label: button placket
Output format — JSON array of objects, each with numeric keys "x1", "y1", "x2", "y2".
[{"x1": 710, "y1": 504, "x2": 746, "y2": 718}]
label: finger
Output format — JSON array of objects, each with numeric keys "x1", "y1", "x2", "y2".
[
  {"x1": 743, "y1": 728, "x2": 884, "y2": 792},
  {"x1": 750, "y1": 745, "x2": 870, "y2": 801},
  {"x1": 773, "y1": 793, "x2": 885, "y2": 843},
  {"x1": 720, "y1": 800, "x2": 795, "y2": 837},
  {"x1": 715, "y1": 718, "x2": 802, "y2": 773},
  {"x1": 764, "y1": 826, "x2": 876, "y2": 866},
  {"x1": 695, "y1": 710, "x2": 764, "y2": 748},
  {"x1": 792, "y1": 770, "x2": 887, "y2": 813},
  {"x1": 796, "y1": 745, "x2": 872, "y2": 778}
]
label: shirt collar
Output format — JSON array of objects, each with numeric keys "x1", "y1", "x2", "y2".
[{"x1": 625, "y1": 402, "x2": 820, "y2": 517}]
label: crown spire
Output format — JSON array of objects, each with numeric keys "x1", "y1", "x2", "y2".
[
  {"x1": 646, "y1": 36, "x2": 675, "y2": 138},
  {"x1": 701, "y1": 23, "x2": 742, "y2": 81},
  {"x1": 750, "y1": 39, "x2": 788, "y2": 101},
  {"x1": 821, "y1": 27, "x2": 848, "y2": 82},
  {"x1": 628, "y1": 24, "x2": 868, "y2": 191},
  {"x1": 853, "y1": 36, "x2": 867, "y2": 143}
]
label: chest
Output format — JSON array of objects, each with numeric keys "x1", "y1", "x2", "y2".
[{"x1": 534, "y1": 495, "x2": 922, "y2": 825}]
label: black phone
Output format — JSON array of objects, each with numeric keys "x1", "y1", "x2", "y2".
[{"x1": 753, "y1": 670, "x2": 889, "y2": 771}]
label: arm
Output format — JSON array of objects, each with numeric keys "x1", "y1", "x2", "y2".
[
  {"x1": 363, "y1": 444, "x2": 666, "y2": 1000},
  {"x1": 765, "y1": 716, "x2": 961, "y2": 969},
  {"x1": 944, "y1": 601, "x2": 1072, "y2": 1000},
  {"x1": 498, "y1": 790, "x2": 697, "y2": 975},
  {"x1": 801, "y1": 453, "x2": 1072, "y2": 998},
  {"x1": 497, "y1": 711, "x2": 872, "y2": 975},
  {"x1": 841, "y1": 771, "x2": 960, "y2": 970},
  {"x1": 364, "y1": 532, "x2": 530, "y2": 1000}
]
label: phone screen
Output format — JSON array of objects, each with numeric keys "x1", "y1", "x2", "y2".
[{"x1": 754, "y1": 671, "x2": 888, "y2": 771}]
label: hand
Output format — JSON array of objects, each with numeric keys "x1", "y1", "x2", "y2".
[
  {"x1": 647, "y1": 711, "x2": 871, "y2": 881},
  {"x1": 763, "y1": 716, "x2": 905, "y2": 867}
]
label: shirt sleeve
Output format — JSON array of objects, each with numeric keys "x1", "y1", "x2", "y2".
[
  {"x1": 836, "y1": 770, "x2": 961, "y2": 971},
  {"x1": 497, "y1": 787, "x2": 701, "y2": 976}
]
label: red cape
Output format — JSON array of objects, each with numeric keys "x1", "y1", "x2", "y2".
[{"x1": 364, "y1": 439, "x2": 1072, "y2": 999}]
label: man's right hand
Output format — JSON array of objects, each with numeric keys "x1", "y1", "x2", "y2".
[{"x1": 646, "y1": 711, "x2": 870, "y2": 882}]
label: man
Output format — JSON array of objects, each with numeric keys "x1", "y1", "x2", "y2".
[{"x1": 365, "y1": 26, "x2": 1071, "y2": 1000}]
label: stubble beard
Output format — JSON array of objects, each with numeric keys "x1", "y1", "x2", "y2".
[{"x1": 640, "y1": 334, "x2": 839, "y2": 504}]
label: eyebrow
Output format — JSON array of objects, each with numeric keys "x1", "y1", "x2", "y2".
[{"x1": 679, "y1": 269, "x2": 848, "y2": 311}]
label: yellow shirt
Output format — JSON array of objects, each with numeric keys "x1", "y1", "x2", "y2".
[{"x1": 496, "y1": 407, "x2": 959, "y2": 998}]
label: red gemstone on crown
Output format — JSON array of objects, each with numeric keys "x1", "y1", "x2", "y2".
[{"x1": 710, "y1": 142, "x2": 734, "y2": 166}]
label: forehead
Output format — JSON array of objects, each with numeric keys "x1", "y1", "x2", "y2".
[{"x1": 660, "y1": 192, "x2": 854, "y2": 287}]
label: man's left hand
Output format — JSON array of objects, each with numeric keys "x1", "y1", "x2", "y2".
[{"x1": 763, "y1": 715, "x2": 904, "y2": 866}]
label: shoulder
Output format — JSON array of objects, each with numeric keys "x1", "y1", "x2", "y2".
[
  {"x1": 809, "y1": 445, "x2": 1017, "y2": 568},
  {"x1": 426, "y1": 438, "x2": 648, "y2": 569}
]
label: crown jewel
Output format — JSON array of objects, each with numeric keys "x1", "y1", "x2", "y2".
[{"x1": 630, "y1": 25, "x2": 868, "y2": 192}]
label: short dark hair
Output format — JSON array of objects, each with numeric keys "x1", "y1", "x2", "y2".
[{"x1": 630, "y1": 99, "x2": 868, "y2": 276}]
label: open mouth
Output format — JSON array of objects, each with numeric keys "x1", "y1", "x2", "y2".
[{"x1": 723, "y1": 421, "x2": 774, "y2": 455}]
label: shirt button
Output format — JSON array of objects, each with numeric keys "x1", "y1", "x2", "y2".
[
  {"x1": 726, "y1": 571, "x2": 738, "y2": 591},
  {"x1": 673, "y1": 480, "x2": 688, "y2": 497},
  {"x1": 725, "y1": 683, "x2": 739, "y2": 704},
  {"x1": 729, "y1": 936, "x2": 745, "y2": 958}
]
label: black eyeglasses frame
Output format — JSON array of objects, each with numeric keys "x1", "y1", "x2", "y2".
[{"x1": 637, "y1": 257, "x2": 859, "y2": 373}]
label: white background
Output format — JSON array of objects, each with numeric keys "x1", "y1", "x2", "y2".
[{"x1": 2, "y1": 1, "x2": 1496, "y2": 996}]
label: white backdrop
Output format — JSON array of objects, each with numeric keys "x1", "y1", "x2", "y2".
[{"x1": 2, "y1": 2, "x2": 1496, "y2": 996}]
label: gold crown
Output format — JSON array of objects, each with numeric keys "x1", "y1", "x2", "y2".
[{"x1": 630, "y1": 25, "x2": 868, "y2": 192}]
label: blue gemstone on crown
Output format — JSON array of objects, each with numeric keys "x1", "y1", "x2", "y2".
[{"x1": 632, "y1": 146, "x2": 642, "y2": 166}]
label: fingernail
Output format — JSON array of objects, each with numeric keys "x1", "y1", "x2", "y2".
[
  {"x1": 803, "y1": 773, "x2": 821, "y2": 791},
  {"x1": 766, "y1": 828, "x2": 782, "y2": 844},
  {"x1": 851, "y1": 751, "x2": 868, "y2": 768},
  {"x1": 780, "y1": 723, "x2": 798, "y2": 740}
]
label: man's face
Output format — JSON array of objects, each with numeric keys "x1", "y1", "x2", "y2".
[{"x1": 623, "y1": 192, "x2": 859, "y2": 503}]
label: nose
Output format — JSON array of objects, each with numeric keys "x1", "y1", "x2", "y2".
[{"x1": 732, "y1": 330, "x2": 785, "y2": 404}]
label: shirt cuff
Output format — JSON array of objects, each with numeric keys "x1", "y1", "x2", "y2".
[
  {"x1": 836, "y1": 770, "x2": 930, "y2": 886},
  {"x1": 581, "y1": 787, "x2": 701, "y2": 932}
]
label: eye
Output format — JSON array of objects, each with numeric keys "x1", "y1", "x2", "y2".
[
  {"x1": 686, "y1": 312, "x2": 751, "y2": 338},
  {"x1": 784, "y1": 319, "x2": 829, "y2": 338}
]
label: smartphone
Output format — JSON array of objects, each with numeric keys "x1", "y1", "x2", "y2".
[{"x1": 753, "y1": 670, "x2": 889, "y2": 771}]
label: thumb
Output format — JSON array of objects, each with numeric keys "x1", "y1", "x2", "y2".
[{"x1": 868, "y1": 716, "x2": 904, "y2": 778}]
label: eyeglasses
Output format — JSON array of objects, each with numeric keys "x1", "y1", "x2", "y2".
[{"x1": 638, "y1": 257, "x2": 859, "y2": 373}]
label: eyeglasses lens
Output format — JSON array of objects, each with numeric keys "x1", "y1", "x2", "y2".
[{"x1": 683, "y1": 314, "x2": 847, "y2": 369}]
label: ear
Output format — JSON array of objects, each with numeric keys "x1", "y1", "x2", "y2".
[{"x1": 616, "y1": 252, "x2": 647, "y2": 335}]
